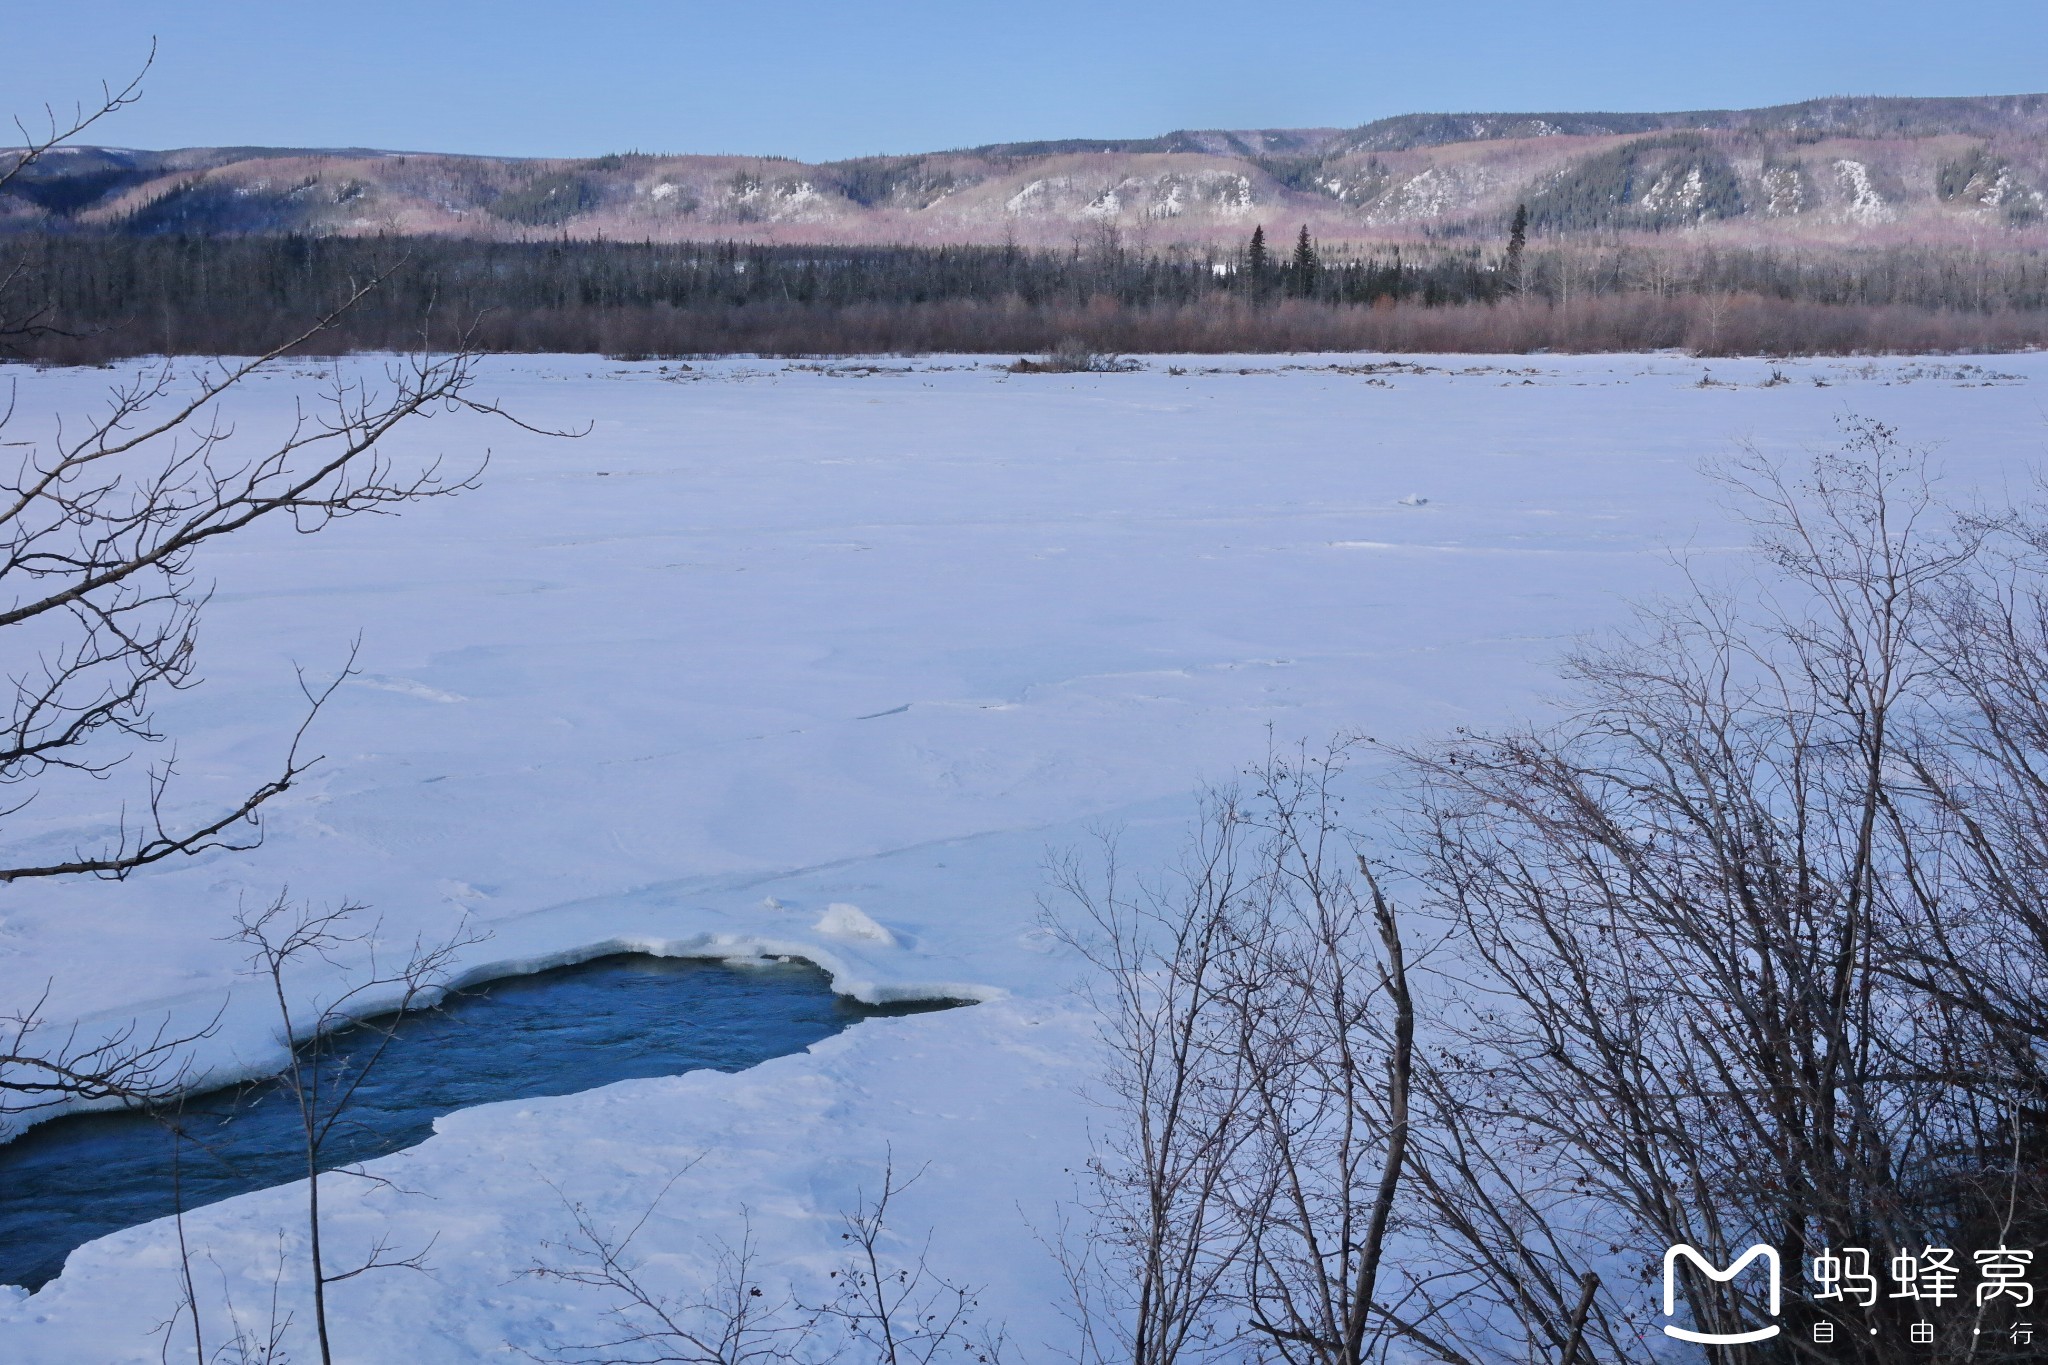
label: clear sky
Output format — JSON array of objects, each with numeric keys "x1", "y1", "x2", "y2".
[{"x1": 7, "y1": 1, "x2": 2046, "y2": 162}]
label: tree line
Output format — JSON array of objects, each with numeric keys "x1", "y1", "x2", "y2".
[{"x1": 5, "y1": 228, "x2": 2048, "y2": 362}]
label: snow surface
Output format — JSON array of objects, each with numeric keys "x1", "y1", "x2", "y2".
[
  {"x1": 813, "y1": 902, "x2": 899, "y2": 947},
  {"x1": 2, "y1": 351, "x2": 2044, "y2": 1361}
]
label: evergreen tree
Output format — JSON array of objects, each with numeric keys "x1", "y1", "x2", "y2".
[
  {"x1": 1291, "y1": 224, "x2": 1318, "y2": 296},
  {"x1": 1246, "y1": 224, "x2": 1269, "y2": 277},
  {"x1": 1505, "y1": 203, "x2": 1528, "y2": 292}
]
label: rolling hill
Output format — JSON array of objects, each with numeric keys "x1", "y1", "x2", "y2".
[{"x1": 5, "y1": 94, "x2": 2047, "y2": 249}]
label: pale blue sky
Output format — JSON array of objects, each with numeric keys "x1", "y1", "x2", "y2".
[{"x1": 8, "y1": 1, "x2": 2045, "y2": 161}]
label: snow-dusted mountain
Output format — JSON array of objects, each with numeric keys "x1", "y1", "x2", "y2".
[{"x1": 5, "y1": 93, "x2": 2047, "y2": 246}]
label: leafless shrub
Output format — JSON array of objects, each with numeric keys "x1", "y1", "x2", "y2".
[
  {"x1": 159, "y1": 1238, "x2": 295, "y2": 1365},
  {"x1": 808, "y1": 1160, "x2": 1003, "y2": 1365},
  {"x1": 530, "y1": 1159, "x2": 1002, "y2": 1365},
  {"x1": 1215, "y1": 751, "x2": 1414, "y2": 1365},
  {"x1": 1046, "y1": 812, "x2": 1257, "y2": 1365},
  {"x1": 1383, "y1": 419, "x2": 2041, "y2": 1362},
  {"x1": 529, "y1": 1171, "x2": 813, "y2": 1365},
  {"x1": 1061, "y1": 419, "x2": 2048, "y2": 1365},
  {"x1": 1008, "y1": 339, "x2": 1142, "y2": 374},
  {"x1": 1049, "y1": 744, "x2": 1415, "y2": 1365},
  {"x1": 224, "y1": 895, "x2": 486, "y2": 1365}
]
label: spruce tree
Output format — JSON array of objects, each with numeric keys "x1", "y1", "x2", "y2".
[
  {"x1": 1505, "y1": 203, "x2": 1528, "y2": 292},
  {"x1": 1246, "y1": 224, "x2": 1269, "y2": 277},
  {"x1": 1291, "y1": 224, "x2": 1318, "y2": 296}
]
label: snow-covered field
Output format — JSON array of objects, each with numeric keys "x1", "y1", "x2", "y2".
[{"x1": 2, "y1": 351, "x2": 2042, "y2": 1361}]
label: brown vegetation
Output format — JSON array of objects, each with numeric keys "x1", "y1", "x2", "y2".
[
  {"x1": 546, "y1": 294, "x2": 2048, "y2": 360},
  {"x1": 12, "y1": 291, "x2": 2047, "y2": 365}
]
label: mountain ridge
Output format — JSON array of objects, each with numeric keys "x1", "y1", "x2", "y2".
[{"x1": 8, "y1": 93, "x2": 2048, "y2": 248}]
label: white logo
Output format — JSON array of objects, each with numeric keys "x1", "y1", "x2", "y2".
[{"x1": 1663, "y1": 1244, "x2": 1783, "y2": 1345}]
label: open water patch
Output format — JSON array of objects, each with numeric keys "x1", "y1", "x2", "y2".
[{"x1": 0, "y1": 953, "x2": 957, "y2": 1291}]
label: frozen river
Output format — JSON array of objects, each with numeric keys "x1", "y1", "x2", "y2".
[{"x1": 2, "y1": 351, "x2": 2040, "y2": 1360}]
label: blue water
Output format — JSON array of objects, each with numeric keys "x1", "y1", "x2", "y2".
[{"x1": 0, "y1": 954, "x2": 956, "y2": 1290}]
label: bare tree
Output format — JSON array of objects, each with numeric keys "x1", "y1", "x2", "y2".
[
  {"x1": 0, "y1": 59, "x2": 545, "y2": 1123},
  {"x1": 1056, "y1": 420, "x2": 2048, "y2": 1365},
  {"x1": 139, "y1": 895, "x2": 481, "y2": 1365},
  {"x1": 1863, "y1": 457, "x2": 2048, "y2": 1293},
  {"x1": 0, "y1": 52, "x2": 544, "y2": 1365},
  {"x1": 810, "y1": 1159, "x2": 1001, "y2": 1365},
  {"x1": 529, "y1": 1171, "x2": 815, "y2": 1365},
  {"x1": 0, "y1": 44, "x2": 153, "y2": 354},
  {"x1": 223, "y1": 894, "x2": 482, "y2": 1365},
  {"x1": 1374, "y1": 1055, "x2": 1633, "y2": 1365},
  {"x1": 0, "y1": 326, "x2": 496, "y2": 885},
  {"x1": 1050, "y1": 745, "x2": 1416, "y2": 1365},
  {"x1": 531, "y1": 1159, "x2": 1000, "y2": 1365},
  {"x1": 156, "y1": 1235, "x2": 296, "y2": 1365},
  {"x1": 0, "y1": 980, "x2": 217, "y2": 1127},
  {"x1": 1385, "y1": 419, "x2": 2034, "y2": 1363},
  {"x1": 1218, "y1": 748, "x2": 1414, "y2": 1365},
  {"x1": 1882, "y1": 494, "x2": 2048, "y2": 1087},
  {"x1": 1046, "y1": 811, "x2": 1259, "y2": 1365}
]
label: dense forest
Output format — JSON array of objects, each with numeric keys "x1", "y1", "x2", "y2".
[{"x1": 4, "y1": 230, "x2": 2048, "y2": 361}]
